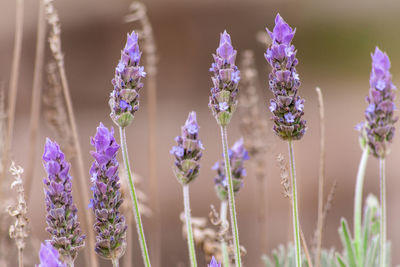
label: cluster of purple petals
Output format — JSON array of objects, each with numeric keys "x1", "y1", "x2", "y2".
[
  {"x1": 209, "y1": 30, "x2": 241, "y2": 126},
  {"x1": 42, "y1": 139, "x2": 85, "y2": 264},
  {"x1": 363, "y1": 47, "x2": 398, "y2": 158},
  {"x1": 265, "y1": 14, "x2": 306, "y2": 140},
  {"x1": 213, "y1": 138, "x2": 249, "y2": 201},
  {"x1": 37, "y1": 242, "x2": 66, "y2": 267},
  {"x1": 89, "y1": 123, "x2": 127, "y2": 260},
  {"x1": 110, "y1": 31, "x2": 146, "y2": 128},
  {"x1": 170, "y1": 111, "x2": 204, "y2": 185},
  {"x1": 208, "y1": 256, "x2": 222, "y2": 267}
]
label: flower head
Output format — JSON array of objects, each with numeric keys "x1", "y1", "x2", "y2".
[
  {"x1": 110, "y1": 31, "x2": 146, "y2": 128},
  {"x1": 37, "y1": 242, "x2": 66, "y2": 267},
  {"x1": 364, "y1": 47, "x2": 398, "y2": 158},
  {"x1": 214, "y1": 138, "x2": 249, "y2": 201},
  {"x1": 209, "y1": 31, "x2": 240, "y2": 126},
  {"x1": 89, "y1": 123, "x2": 127, "y2": 260},
  {"x1": 170, "y1": 111, "x2": 204, "y2": 185},
  {"x1": 208, "y1": 256, "x2": 221, "y2": 267},
  {"x1": 42, "y1": 139, "x2": 85, "y2": 265},
  {"x1": 265, "y1": 14, "x2": 306, "y2": 140}
]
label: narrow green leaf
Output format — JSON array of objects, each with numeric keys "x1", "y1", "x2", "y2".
[{"x1": 339, "y1": 219, "x2": 357, "y2": 267}]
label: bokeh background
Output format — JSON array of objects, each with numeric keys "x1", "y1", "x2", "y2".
[{"x1": 1, "y1": 0, "x2": 400, "y2": 266}]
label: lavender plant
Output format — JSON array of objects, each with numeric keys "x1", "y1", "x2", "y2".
[
  {"x1": 37, "y1": 242, "x2": 66, "y2": 267},
  {"x1": 89, "y1": 123, "x2": 127, "y2": 267},
  {"x1": 209, "y1": 256, "x2": 222, "y2": 267},
  {"x1": 170, "y1": 111, "x2": 204, "y2": 267},
  {"x1": 209, "y1": 30, "x2": 242, "y2": 267},
  {"x1": 109, "y1": 31, "x2": 151, "y2": 267},
  {"x1": 42, "y1": 139, "x2": 85, "y2": 266},
  {"x1": 213, "y1": 138, "x2": 249, "y2": 267},
  {"x1": 265, "y1": 14, "x2": 306, "y2": 267}
]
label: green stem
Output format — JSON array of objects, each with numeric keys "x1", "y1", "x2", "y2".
[
  {"x1": 288, "y1": 141, "x2": 301, "y2": 267},
  {"x1": 220, "y1": 200, "x2": 230, "y2": 267},
  {"x1": 119, "y1": 127, "x2": 151, "y2": 267},
  {"x1": 379, "y1": 158, "x2": 386, "y2": 267},
  {"x1": 220, "y1": 126, "x2": 241, "y2": 267},
  {"x1": 183, "y1": 185, "x2": 197, "y2": 267},
  {"x1": 353, "y1": 146, "x2": 369, "y2": 266},
  {"x1": 112, "y1": 258, "x2": 120, "y2": 267}
]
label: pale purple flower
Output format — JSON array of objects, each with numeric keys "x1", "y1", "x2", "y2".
[
  {"x1": 37, "y1": 242, "x2": 66, "y2": 267},
  {"x1": 208, "y1": 256, "x2": 221, "y2": 267}
]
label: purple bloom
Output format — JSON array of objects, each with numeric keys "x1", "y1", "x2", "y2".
[
  {"x1": 364, "y1": 47, "x2": 398, "y2": 158},
  {"x1": 265, "y1": 14, "x2": 306, "y2": 141},
  {"x1": 208, "y1": 256, "x2": 222, "y2": 267},
  {"x1": 37, "y1": 242, "x2": 66, "y2": 267},
  {"x1": 171, "y1": 111, "x2": 204, "y2": 185},
  {"x1": 213, "y1": 138, "x2": 249, "y2": 201},
  {"x1": 42, "y1": 139, "x2": 85, "y2": 265},
  {"x1": 89, "y1": 123, "x2": 127, "y2": 260},
  {"x1": 110, "y1": 31, "x2": 146, "y2": 128},
  {"x1": 209, "y1": 31, "x2": 240, "y2": 126}
]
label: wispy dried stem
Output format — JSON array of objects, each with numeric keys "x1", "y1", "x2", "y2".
[
  {"x1": 25, "y1": 0, "x2": 47, "y2": 201},
  {"x1": 43, "y1": 1, "x2": 98, "y2": 266},
  {"x1": 314, "y1": 87, "x2": 325, "y2": 267},
  {"x1": 125, "y1": 2, "x2": 160, "y2": 265},
  {"x1": 1, "y1": 0, "x2": 24, "y2": 201},
  {"x1": 276, "y1": 154, "x2": 313, "y2": 267},
  {"x1": 238, "y1": 50, "x2": 270, "y2": 255},
  {"x1": 7, "y1": 162, "x2": 29, "y2": 267}
]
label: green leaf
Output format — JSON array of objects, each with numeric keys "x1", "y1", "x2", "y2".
[
  {"x1": 336, "y1": 253, "x2": 347, "y2": 267},
  {"x1": 339, "y1": 218, "x2": 357, "y2": 267}
]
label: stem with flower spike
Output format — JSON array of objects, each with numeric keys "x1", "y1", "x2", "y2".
[
  {"x1": 288, "y1": 140, "x2": 301, "y2": 267},
  {"x1": 220, "y1": 125, "x2": 241, "y2": 267},
  {"x1": 183, "y1": 185, "x2": 197, "y2": 267},
  {"x1": 119, "y1": 127, "x2": 151, "y2": 267},
  {"x1": 220, "y1": 200, "x2": 230, "y2": 267},
  {"x1": 379, "y1": 158, "x2": 386, "y2": 267}
]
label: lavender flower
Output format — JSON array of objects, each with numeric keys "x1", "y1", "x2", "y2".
[
  {"x1": 208, "y1": 256, "x2": 222, "y2": 267},
  {"x1": 364, "y1": 47, "x2": 398, "y2": 158},
  {"x1": 110, "y1": 31, "x2": 146, "y2": 128},
  {"x1": 89, "y1": 123, "x2": 127, "y2": 260},
  {"x1": 37, "y1": 242, "x2": 66, "y2": 267},
  {"x1": 42, "y1": 139, "x2": 85, "y2": 265},
  {"x1": 170, "y1": 111, "x2": 204, "y2": 185},
  {"x1": 265, "y1": 14, "x2": 306, "y2": 140},
  {"x1": 209, "y1": 31, "x2": 240, "y2": 126},
  {"x1": 213, "y1": 138, "x2": 249, "y2": 201}
]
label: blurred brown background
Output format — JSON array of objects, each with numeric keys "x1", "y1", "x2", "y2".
[{"x1": 1, "y1": 0, "x2": 400, "y2": 266}]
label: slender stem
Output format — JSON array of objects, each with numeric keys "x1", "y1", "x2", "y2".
[
  {"x1": 26, "y1": 0, "x2": 46, "y2": 201},
  {"x1": 220, "y1": 126, "x2": 241, "y2": 267},
  {"x1": 183, "y1": 185, "x2": 197, "y2": 267},
  {"x1": 300, "y1": 228, "x2": 313, "y2": 267},
  {"x1": 18, "y1": 248, "x2": 23, "y2": 267},
  {"x1": 119, "y1": 127, "x2": 151, "y2": 267},
  {"x1": 56, "y1": 55, "x2": 97, "y2": 267},
  {"x1": 1, "y1": 0, "x2": 24, "y2": 199},
  {"x1": 379, "y1": 158, "x2": 386, "y2": 267},
  {"x1": 112, "y1": 258, "x2": 120, "y2": 267},
  {"x1": 288, "y1": 141, "x2": 301, "y2": 267},
  {"x1": 220, "y1": 200, "x2": 230, "y2": 267},
  {"x1": 353, "y1": 146, "x2": 369, "y2": 266},
  {"x1": 315, "y1": 87, "x2": 325, "y2": 267}
]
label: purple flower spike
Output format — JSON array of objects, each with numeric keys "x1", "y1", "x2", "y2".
[
  {"x1": 37, "y1": 242, "x2": 66, "y2": 267},
  {"x1": 213, "y1": 138, "x2": 249, "y2": 201},
  {"x1": 364, "y1": 47, "x2": 398, "y2": 158},
  {"x1": 265, "y1": 14, "x2": 306, "y2": 140},
  {"x1": 170, "y1": 111, "x2": 204, "y2": 185},
  {"x1": 89, "y1": 123, "x2": 128, "y2": 260},
  {"x1": 110, "y1": 31, "x2": 146, "y2": 128},
  {"x1": 209, "y1": 30, "x2": 240, "y2": 126},
  {"x1": 208, "y1": 256, "x2": 222, "y2": 267},
  {"x1": 42, "y1": 139, "x2": 85, "y2": 265}
]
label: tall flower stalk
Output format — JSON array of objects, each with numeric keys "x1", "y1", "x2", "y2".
[
  {"x1": 109, "y1": 31, "x2": 151, "y2": 267},
  {"x1": 89, "y1": 123, "x2": 128, "y2": 266},
  {"x1": 170, "y1": 111, "x2": 204, "y2": 267},
  {"x1": 42, "y1": 139, "x2": 85, "y2": 267},
  {"x1": 265, "y1": 14, "x2": 306, "y2": 267},
  {"x1": 213, "y1": 138, "x2": 249, "y2": 267},
  {"x1": 363, "y1": 47, "x2": 397, "y2": 267},
  {"x1": 209, "y1": 30, "x2": 242, "y2": 267}
]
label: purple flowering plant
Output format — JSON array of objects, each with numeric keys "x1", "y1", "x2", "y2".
[{"x1": 37, "y1": 242, "x2": 66, "y2": 267}]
